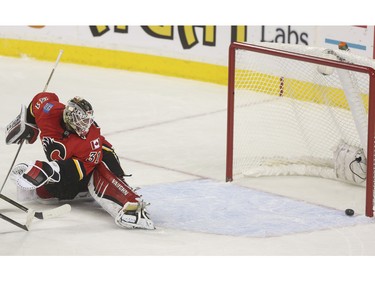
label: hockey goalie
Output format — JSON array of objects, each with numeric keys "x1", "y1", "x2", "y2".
[{"x1": 5, "y1": 92, "x2": 154, "y2": 230}]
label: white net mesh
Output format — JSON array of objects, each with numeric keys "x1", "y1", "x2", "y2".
[{"x1": 230, "y1": 42, "x2": 375, "y2": 183}]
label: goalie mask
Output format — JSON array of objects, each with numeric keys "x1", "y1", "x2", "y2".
[{"x1": 63, "y1": 97, "x2": 94, "y2": 138}]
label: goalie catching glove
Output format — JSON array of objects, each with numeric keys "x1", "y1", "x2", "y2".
[{"x1": 10, "y1": 160, "x2": 61, "y2": 190}]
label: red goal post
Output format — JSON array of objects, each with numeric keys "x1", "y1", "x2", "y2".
[{"x1": 226, "y1": 42, "x2": 375, "y2": 217}]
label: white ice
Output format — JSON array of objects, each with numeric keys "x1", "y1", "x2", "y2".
[{"x1": 0, "y1": 55, "x2": 374, "y2": 279}]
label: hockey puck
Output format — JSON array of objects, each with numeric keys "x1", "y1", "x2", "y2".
[{"x1": 345, "y1": 209, "x2": 354, "y2": 216}]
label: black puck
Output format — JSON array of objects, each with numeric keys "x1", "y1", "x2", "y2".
[{"x1": 345, "y1": 209, "x2": 354, "y2": 216}]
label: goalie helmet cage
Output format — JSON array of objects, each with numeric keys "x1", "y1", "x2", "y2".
[{"x1": 226, "y1": 42, "x2": 375, "y2": 217}]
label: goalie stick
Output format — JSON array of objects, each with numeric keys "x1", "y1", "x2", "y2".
[
  {"x1": 0, "y1": 50, "x2": 67, "y2": 231},
  {"x1": 0, "y1": 193, "x2": 71, "y2": 231},
  {"x1": 0, "y1": 212, "x2": 33, "y2": 231},
  {"x1": 0, "y1": 49, "x2": 64, "y2": 194}
]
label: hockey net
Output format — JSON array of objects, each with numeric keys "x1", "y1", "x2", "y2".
[{"x1": 226, "y1": 42, "x2": 375, "y2": 217}]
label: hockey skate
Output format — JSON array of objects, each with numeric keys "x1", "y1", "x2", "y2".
[{"x1": 115, "y1": 199, "x2": 155, "y2": 230}]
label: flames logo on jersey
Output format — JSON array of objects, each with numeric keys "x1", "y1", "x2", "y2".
[{"x1": 42, "y1": 137, "x2": 67, "y2": 161}]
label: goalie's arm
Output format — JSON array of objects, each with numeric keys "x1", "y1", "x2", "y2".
[
  {"x1": 102, "y1": 144, "x2": 126, "y2": 178},
  {"x1": 26, "y1": 101, "x2": 36, "y2": 124}
]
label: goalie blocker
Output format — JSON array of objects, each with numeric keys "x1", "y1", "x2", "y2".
[
  {"x1": 88, "y1": 162, "x2": 155, "y2": 230},
  {"x1": 5, "y1": 105, "x2": 39, "y2": 145}
]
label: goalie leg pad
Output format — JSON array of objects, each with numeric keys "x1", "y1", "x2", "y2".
[{"x1": 88, "y1": 162, "x2": 155, "y2": 229}]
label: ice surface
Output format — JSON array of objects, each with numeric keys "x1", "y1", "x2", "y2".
[
  {"x1": 142, "y1": 179, "x2": 372, "y2": 237},
  {"x1": 1, "y1": 54, "x2": 375, "y2": 276}
]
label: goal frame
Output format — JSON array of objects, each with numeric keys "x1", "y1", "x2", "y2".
[{"x1": 226, "y1": 42, "x2": 375, "y2": 217}]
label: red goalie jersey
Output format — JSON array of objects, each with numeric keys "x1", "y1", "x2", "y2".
[
  {"x1": 9, "y1": 92, "x2": 154, "y2": 229},
  {"x1": 29, "y1": 92, "x2": 112, "y2": 179},
  {"x1": 26, "y1": 92, "x2": 122, "y2": 200}
]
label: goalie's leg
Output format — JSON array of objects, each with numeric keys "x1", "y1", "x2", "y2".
[{"x1": 88, "y1": 162, "x2": 155, "y2": 230}]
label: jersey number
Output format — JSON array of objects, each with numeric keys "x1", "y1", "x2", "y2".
[{"x1": 87, "y1": 151, "x2": 101, "y2": 164}]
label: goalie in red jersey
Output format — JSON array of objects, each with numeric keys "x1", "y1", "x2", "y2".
[{"x1": 5, "y1": 92, "x2": 154, "y2": 230}]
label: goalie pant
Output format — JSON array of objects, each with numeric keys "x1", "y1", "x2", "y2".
[{"x1": 88, "y1": 162, "x2": 155, "y2": 230}]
